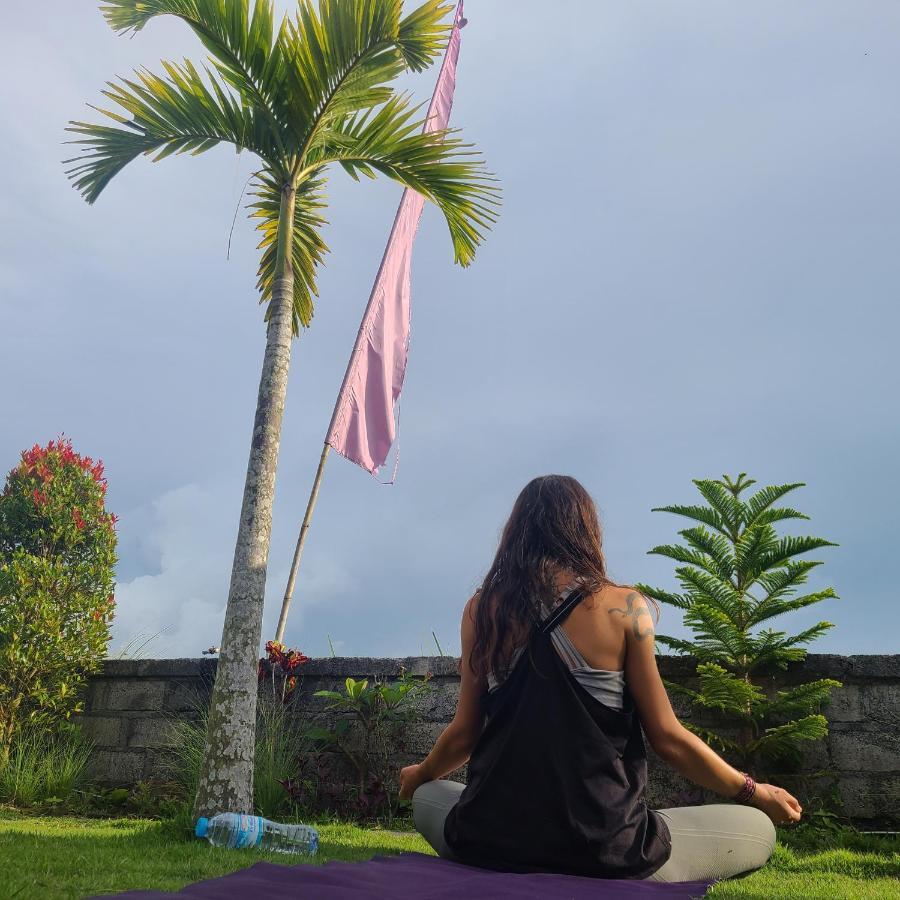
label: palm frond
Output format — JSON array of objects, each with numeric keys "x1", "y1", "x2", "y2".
[
  {"x1": 250, "y1": 172, "x2": 330, "y2": 331},
  {"x1": 279, "y1": 0, "x2": 451, "y2": 157},
  {"x1": 101, "y1": 0, "x2": 293, "y2": 144},
  {"x1": 65, "y1": 59, "x2": 279, "y2": 203},
  {"x1": 310, "y1": 93, "x2": 499, "y2": 265},
  {"x1": 397, "y1": 0, "x2": 455, "y2": 70}
]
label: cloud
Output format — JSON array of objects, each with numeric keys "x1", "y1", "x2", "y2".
[{"x1": 111, "y1": 482, "x2": 358, "y2": 658}]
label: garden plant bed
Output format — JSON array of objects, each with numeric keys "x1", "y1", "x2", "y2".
[{"x1": 0, "y1": 811, "x2": 897, "y2": 899}]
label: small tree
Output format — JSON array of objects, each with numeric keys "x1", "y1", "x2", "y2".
[
  {"x1": 637, "y1": 473, "x2": 841, "y2": 774},
  {"x1": 0, "y1": 438, "x2": 117, "y2": 759}
]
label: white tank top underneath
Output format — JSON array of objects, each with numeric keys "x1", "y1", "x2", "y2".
[{"x1": 487, "y1": 624, "x2": 626, "y2": 710}]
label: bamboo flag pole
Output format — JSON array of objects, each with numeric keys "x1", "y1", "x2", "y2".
[
  {"x1": 273, "y1": 4, "x2": 466, "y2": 645},
  {"x1": 273, "y1": 442, "x2": 330, "y2": 643}
]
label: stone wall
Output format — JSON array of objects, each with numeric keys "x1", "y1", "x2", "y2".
[{"x1": 80, "y1": 654, "x2": 900, "y2": 825}]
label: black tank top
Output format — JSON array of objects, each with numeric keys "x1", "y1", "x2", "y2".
[{"x1": 443, "y1": 587, "x2": 672, "y2": 879}]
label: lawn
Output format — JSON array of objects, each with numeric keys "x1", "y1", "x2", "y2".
[{"x1": 0, "y1": 812, "x2": 897, "y2": 899}]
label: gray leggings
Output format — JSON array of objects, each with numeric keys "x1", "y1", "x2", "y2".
[{"x1": 412, "y1": 780, "x2": 776, "y2": 883}]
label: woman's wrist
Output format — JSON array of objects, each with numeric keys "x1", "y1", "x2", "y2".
[
  {"x1": 730, "y1": 771, "x2": 757, "y2": 805},
  {"x1": 417, "y1": 758, "x2": 437, "y2": 784}
]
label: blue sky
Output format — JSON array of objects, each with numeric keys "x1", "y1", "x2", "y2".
[{"x1": 1, "y1": 2, "x2": 897, "y2": 657}]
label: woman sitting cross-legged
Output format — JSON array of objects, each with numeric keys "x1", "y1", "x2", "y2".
[{"x1": 399, "y1": 474, "x2": 801, "y2": 883}]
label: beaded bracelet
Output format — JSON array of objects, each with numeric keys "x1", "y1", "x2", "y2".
[{"x1": 731, "y1": 772, "x2": 757, "y2": 804}]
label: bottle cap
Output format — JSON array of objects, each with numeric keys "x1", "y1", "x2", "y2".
[{"x1": 195, "y1": 817, "x2": 209, "y2": 838}]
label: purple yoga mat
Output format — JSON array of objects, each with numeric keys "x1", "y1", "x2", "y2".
[{"x1": 102, "y1": 852, "x2": 714, "y2": 899}]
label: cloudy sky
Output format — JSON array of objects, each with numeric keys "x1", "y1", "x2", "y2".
[{"x1": 2, "y1": 2, "x2": 897, "y2": 658}]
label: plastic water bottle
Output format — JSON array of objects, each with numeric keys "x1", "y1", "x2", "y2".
[{"x1": 195, "y1": 812, "x2": 319, "y2": 856}]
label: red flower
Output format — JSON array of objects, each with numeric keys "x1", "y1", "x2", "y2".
[{"x1": 283, "y1": 650, "x2": 310, "y2": 673}]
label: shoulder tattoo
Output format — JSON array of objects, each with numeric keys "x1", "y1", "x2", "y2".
[{"x1": 608, "y1": 592, "x2": 655, "y2": 641}]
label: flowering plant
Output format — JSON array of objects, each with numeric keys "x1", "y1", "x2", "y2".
[
  {"x1": 0, "y1": 437, "x2": 117, "y2": 758},
  {"x1": 258, "y1": 640, "x2": 310, "y2": 703}
]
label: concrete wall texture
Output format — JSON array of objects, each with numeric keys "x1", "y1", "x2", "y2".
[{"x1": 81, "y1": 654, "x2": 900, "y2": 824}]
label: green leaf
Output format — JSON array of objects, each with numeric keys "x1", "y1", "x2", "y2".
[
  {"x1": 734, "y1": 523, "x2": 778, "y2": 586},
  {"x1": 679, "y1": 526, "x2": 735, "y2": 580},
  {"x1": 681, "y1": 721, "x2": 741, "y2": 755},
  {"x1": 756, "y1": 535, "x2": 839, "y2": 572},
  {"x1": 749, "y1": 714, "x2": 829, "y2": 763},
  {"x1": 693, "y1": 478, "x2": 743, "y2": 533},
  {"x1": 313, "y1": 690, "x2": 344, "y2": 701},
  {"x1": 749, "y1": 588, "x2": 839, "y2": 628},
  {"x1": 650, "y1": 504, "x2": 728, "y2": 538},
  {"x1": 743, "y1": 482, "x2": 807, "y2": 528},
  {"x1": 693, "y1": 663, "x2": 765, "y2": 715},
  {"x1": 633, "y1": 584, "x2": 690, "y2": 610},
  {"x1": 250, "y1": 172, "x2": 329, "y2": 332},
  {"x1": 675, "y1": 566, "x2": 743, "y2": 621},
  {"x1": 764, "y1": 679, "x2": 842, "y2": 718},
  {"x1": 655, "y1": 634, "x2": 702, "y2": 656}
]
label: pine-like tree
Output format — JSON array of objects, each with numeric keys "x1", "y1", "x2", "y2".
[{"x1": 636, "y1": 473, "x2": 841, "y2": 774}]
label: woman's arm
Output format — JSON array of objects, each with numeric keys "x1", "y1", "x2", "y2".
[
  {"x1": 618, "y1": 590, "x2": 802, "y2": 825},
  {"x1": 399, "y1": 593, "x2": 486, "y2": 800}
]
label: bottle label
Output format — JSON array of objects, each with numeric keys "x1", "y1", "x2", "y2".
[{"x1": 233, "y1": 815, "x2": 263, "y2": 849}]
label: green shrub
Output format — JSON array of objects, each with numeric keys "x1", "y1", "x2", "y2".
[
  {"x1": 0, "y1": 438, "x2": 117, "y2": 758},
  {"x1": 637, "y1": 473, "x2": 841, "y2": 775},
  {"x1": 304, "y1": 670, "x2": 432, "y2": 821},
  {"x1": 0, "y1": 724, "x2": 93, "y2": 806}
]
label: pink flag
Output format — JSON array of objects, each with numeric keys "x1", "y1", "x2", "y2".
[{"x1": 325, "y1": 2, "x2": 465, "y2": 480}]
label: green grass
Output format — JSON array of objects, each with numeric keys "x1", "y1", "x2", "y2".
[
  {"x1": 0, "y1": 811, "x2": 430, "y2": 899},
  {"x1": 0, "y1": 812, "x2": 896, "y2": 899},
  {"x1": 708, "y1": 827, "x2": 900, "y2": 899}
]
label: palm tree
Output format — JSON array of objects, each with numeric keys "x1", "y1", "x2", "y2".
[{"x1": 66, "y1": 0, "x2": 498, "y2": 817}]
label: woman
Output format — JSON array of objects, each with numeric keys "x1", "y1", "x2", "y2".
[{"x1": 399, "y1": 475, "x2": 802, "y2": 883}]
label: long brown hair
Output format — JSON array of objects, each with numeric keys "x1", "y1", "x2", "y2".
[{"x1": 469, "y1": 475, "x2": 654, "y2": 678}]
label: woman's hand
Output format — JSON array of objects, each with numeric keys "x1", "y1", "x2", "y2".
[
  {"x1": 750, "y1": 782, "x2": 803, "y2": 826},
  {"x1": 399, "y1": 763, "x2": 428, "y2": 802}
]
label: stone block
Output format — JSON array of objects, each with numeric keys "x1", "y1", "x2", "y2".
[
  {"x1": 80, "y1": 716, "x2": 124, "y2": 749},
  {"x1": 85, "y1": 750, "x2": 146, "y2": 786},
  {"x1": 830, "y1": 731, "x2": 900, "y2": 773},
  {"x1": 837, "y1": 775, "x2": 900, "y2": 823},
  {"x1": 124, "y1": 717, "x2": 178, "y2": 750},
  {"x1": 823, "y1": 684, "x2": 865, "y2": 723},
  {"x1": 396, "y1": 722, "x2": 445, "y2": 756},
  {"x1": 861, "y1": 684, "x2": 900, "y2": 729},
  {"x1": 95, "y1": 679, "x2": 169, "y2": 712},
  {"x1": 165, "y1": 679, "x2": 211, "y2": 714}
]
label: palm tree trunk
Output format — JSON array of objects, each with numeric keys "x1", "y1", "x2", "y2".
[{"x1": 193, "y1": 184, "x2": 297, "y2": 819}]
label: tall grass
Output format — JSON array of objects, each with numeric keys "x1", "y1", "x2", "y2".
[
  {"x1": 0, "y1": 726, "x2": 93, "y2": 806},
  {"x1": 165, "y1": 698, "x2": 305, "y2": 826}
]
